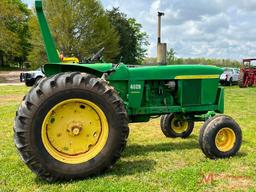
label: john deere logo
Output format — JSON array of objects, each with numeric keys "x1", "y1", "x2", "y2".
[{"x1": 130, "y1": 84, "x2": 141, "y2": 90}]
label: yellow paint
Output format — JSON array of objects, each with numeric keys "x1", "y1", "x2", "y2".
[
  {"x1": 215, "y1": 128, "x2": 236, "y2": 152},
  {"x1": 175, "y1": 75, "x2": 220, "y2": 80},
  {"x1": 171, "y1": 117, "x2": 189, "y2": 134},
  {"x1": 41, "y1": 99, "x2": 109, "y2": 164},
  {"x1": 57, "y1": 50, "x2": 80, "y2": 64},
  {"x1": 62, "y1": 57, "x2": 79, "y2": 64}
]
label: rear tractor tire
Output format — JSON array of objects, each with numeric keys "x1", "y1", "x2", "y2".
[
  {"x1": 160, "y1": 113, "x2": 194, "y2": 138},
  {"x1": 14, "y1": 72, "x2": 129, "y2": 181},
  {"x1": 34, "y1": 76, "x2": 43, "y2": 85},
  {"x1": 199, "y1": 115, "x2": 242, "y2": 159}
]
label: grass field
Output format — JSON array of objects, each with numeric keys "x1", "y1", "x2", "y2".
[{"x1": 0, "y1": 85, "x2": 256, "y2": 192}]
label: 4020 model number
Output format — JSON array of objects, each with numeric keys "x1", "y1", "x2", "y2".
[{"x1": 130, "y1": 84, "x2": 142, "y2": 90}]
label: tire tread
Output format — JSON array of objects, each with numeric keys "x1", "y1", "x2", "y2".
[{"x1": 14, "y1": 72, "x2": 129, "y2": 181}]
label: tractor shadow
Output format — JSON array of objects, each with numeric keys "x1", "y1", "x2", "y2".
[
  {"x1": 34, "y1": 136, "x2": 247, "y2": 184},
  {"x1": 105, "y1": 138, "x2": 198, "y2": 177},
  {"x1": 105, "y1": 159, "x2": 156, "y2": 177},
  {"x1": 236, "y1": 151, "x2": 247, "y2": 158},
  {"x1": 123, "y1": 138, "x2": 198, "y2": 157},
  {"x1": 34, "y1": 159, "x2": 156, "y2": 184}
]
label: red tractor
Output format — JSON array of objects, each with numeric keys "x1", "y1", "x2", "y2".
[{"x1": 238, "y1": 58, "x2": 256, "y2": 88}]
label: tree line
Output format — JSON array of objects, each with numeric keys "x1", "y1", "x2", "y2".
[
  {"x1": 144, "y1": 48, "x2": 242, "y2": 68},
  {"x1": 0, "y1": 0, "x2": 242, "y2": 69},
  {"x1": 0, "y1": 0, "x2": 30, "y2": 68},
  {"x1": 167, "y1": 48, "x2": 241, "y2": 67},
  {"x1": 0, "y1": 0, "x2": 148, "y2": 69}
]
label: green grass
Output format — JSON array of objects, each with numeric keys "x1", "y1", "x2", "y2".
[
  {"x1": 0, "y1": 86, "x2": 28, "y2": 96},
  {"x1": 1, "y1": 85, "x2": 256, "y2": 192}
]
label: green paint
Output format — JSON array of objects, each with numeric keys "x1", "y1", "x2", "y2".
[
  {"x1": 216, "y1": 87, "x2": 224, "y2": 113},
  {"x1": 108, "y1": 64, "x2": 222, "y2": 80},
  {"x1": 128, "y1": 80, "x2": 144, "y2": 108},
  {"x1": 43, "y1": 63, "x2": 114, "y2": 76},
  {"x1": 35, "y1": 0, "x2": 60, "y2": 63}
]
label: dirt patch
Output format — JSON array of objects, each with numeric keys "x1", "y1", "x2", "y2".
[
  {"x1": 0, "y1": 71, "x2": 22, "y2": 83},
  {"x1": 0, "y1": 83, "x2": 24, "y2": 86},
  {"x1": 0, "y1": 95, "x2": 23, "y2": 104},
  {"x1": 0, "y1": 76, "x2": 6, "y2": 83}
]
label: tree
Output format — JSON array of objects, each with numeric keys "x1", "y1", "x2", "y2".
[
  {"x1": 143, "y1": 57, "x2": 157, "y2": 65},
  {"x1": 29, "y1": 0, "x2": 120, "y2": 68},
  {"x1": 107, "y1": 8, "x2": 149, "y2": 64},
  {"x1": 128, "y1": 18, "x2": 149, "y2": 64},
  {"x1": 167, "y1": 48, "x2": 176, "y2": 64},
  {"x1": 0, "y1": 0, "x2": 31, "y2": 67},
  {"x1": 144, "y1": 56, "x2": 241, "y2": 67},
  {"x1": 27, "y1": 15, "x2": 47, "y2": 68}
]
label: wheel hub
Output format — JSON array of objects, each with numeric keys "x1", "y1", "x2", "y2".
[
  {"x1": 41, "y1": 99, "x2": 109, "y2": 164},
  {"x1": 215, "y1": 128, "x2": 236, "y2": 152},
  {"x1": 67, "y1": 122, "x2": 83, "y2": 136},
  {"x1": 174, "y1": 121, "x2": 183, "y2": 127},
  {"x1": 171, "y1": 117, "x2": 188, "y2": 133},
  {"x1": 72, "y1": 127, "x2": 81, "y2": 136}
]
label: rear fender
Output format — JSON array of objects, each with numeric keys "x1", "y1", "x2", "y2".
[{"x1": 43, "y1": 63, "x2": 114, "y2": 77}]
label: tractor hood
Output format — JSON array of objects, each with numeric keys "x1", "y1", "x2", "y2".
[{"x1": 108, "y1": 64, "x2": 224, "y2": 80}]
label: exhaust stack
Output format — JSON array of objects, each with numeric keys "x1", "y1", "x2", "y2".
[{"x1": 157, "y1": 12, "x2": 167, "y2": 65}]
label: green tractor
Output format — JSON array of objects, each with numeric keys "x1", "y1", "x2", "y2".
[{"x1": 14, "y1": 0, "x2": 242, "y2": 181}]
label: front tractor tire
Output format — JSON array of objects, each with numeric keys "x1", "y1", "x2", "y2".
[
  {"x1": 14, "y1": 72, "x2": 129, "y2": 181},
  {"x1": 160, "y1": 114, "x2": 194, "y2": 138},
  {"x1": 199, "y1": 115, "x2": 242, "y2": 159}
]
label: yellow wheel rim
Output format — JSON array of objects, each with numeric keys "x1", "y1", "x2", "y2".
[
  {"x1": 215, "y1": 128, "x2": 236, "y2": 152},
  {"x1": 171, "y1": 117, "x2": 189, "y2": 134},
  {"x1": 41, "y1": 99, "x2": 109, "y2": 164}
]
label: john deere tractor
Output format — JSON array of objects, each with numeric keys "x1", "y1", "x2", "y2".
[{"x1": 14, "y1": 0, "x2": 242, "y2": 181}]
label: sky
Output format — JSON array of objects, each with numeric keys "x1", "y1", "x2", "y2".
[{"x1": 21, "y1": 0, "x2": 256, "y2": 60}]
